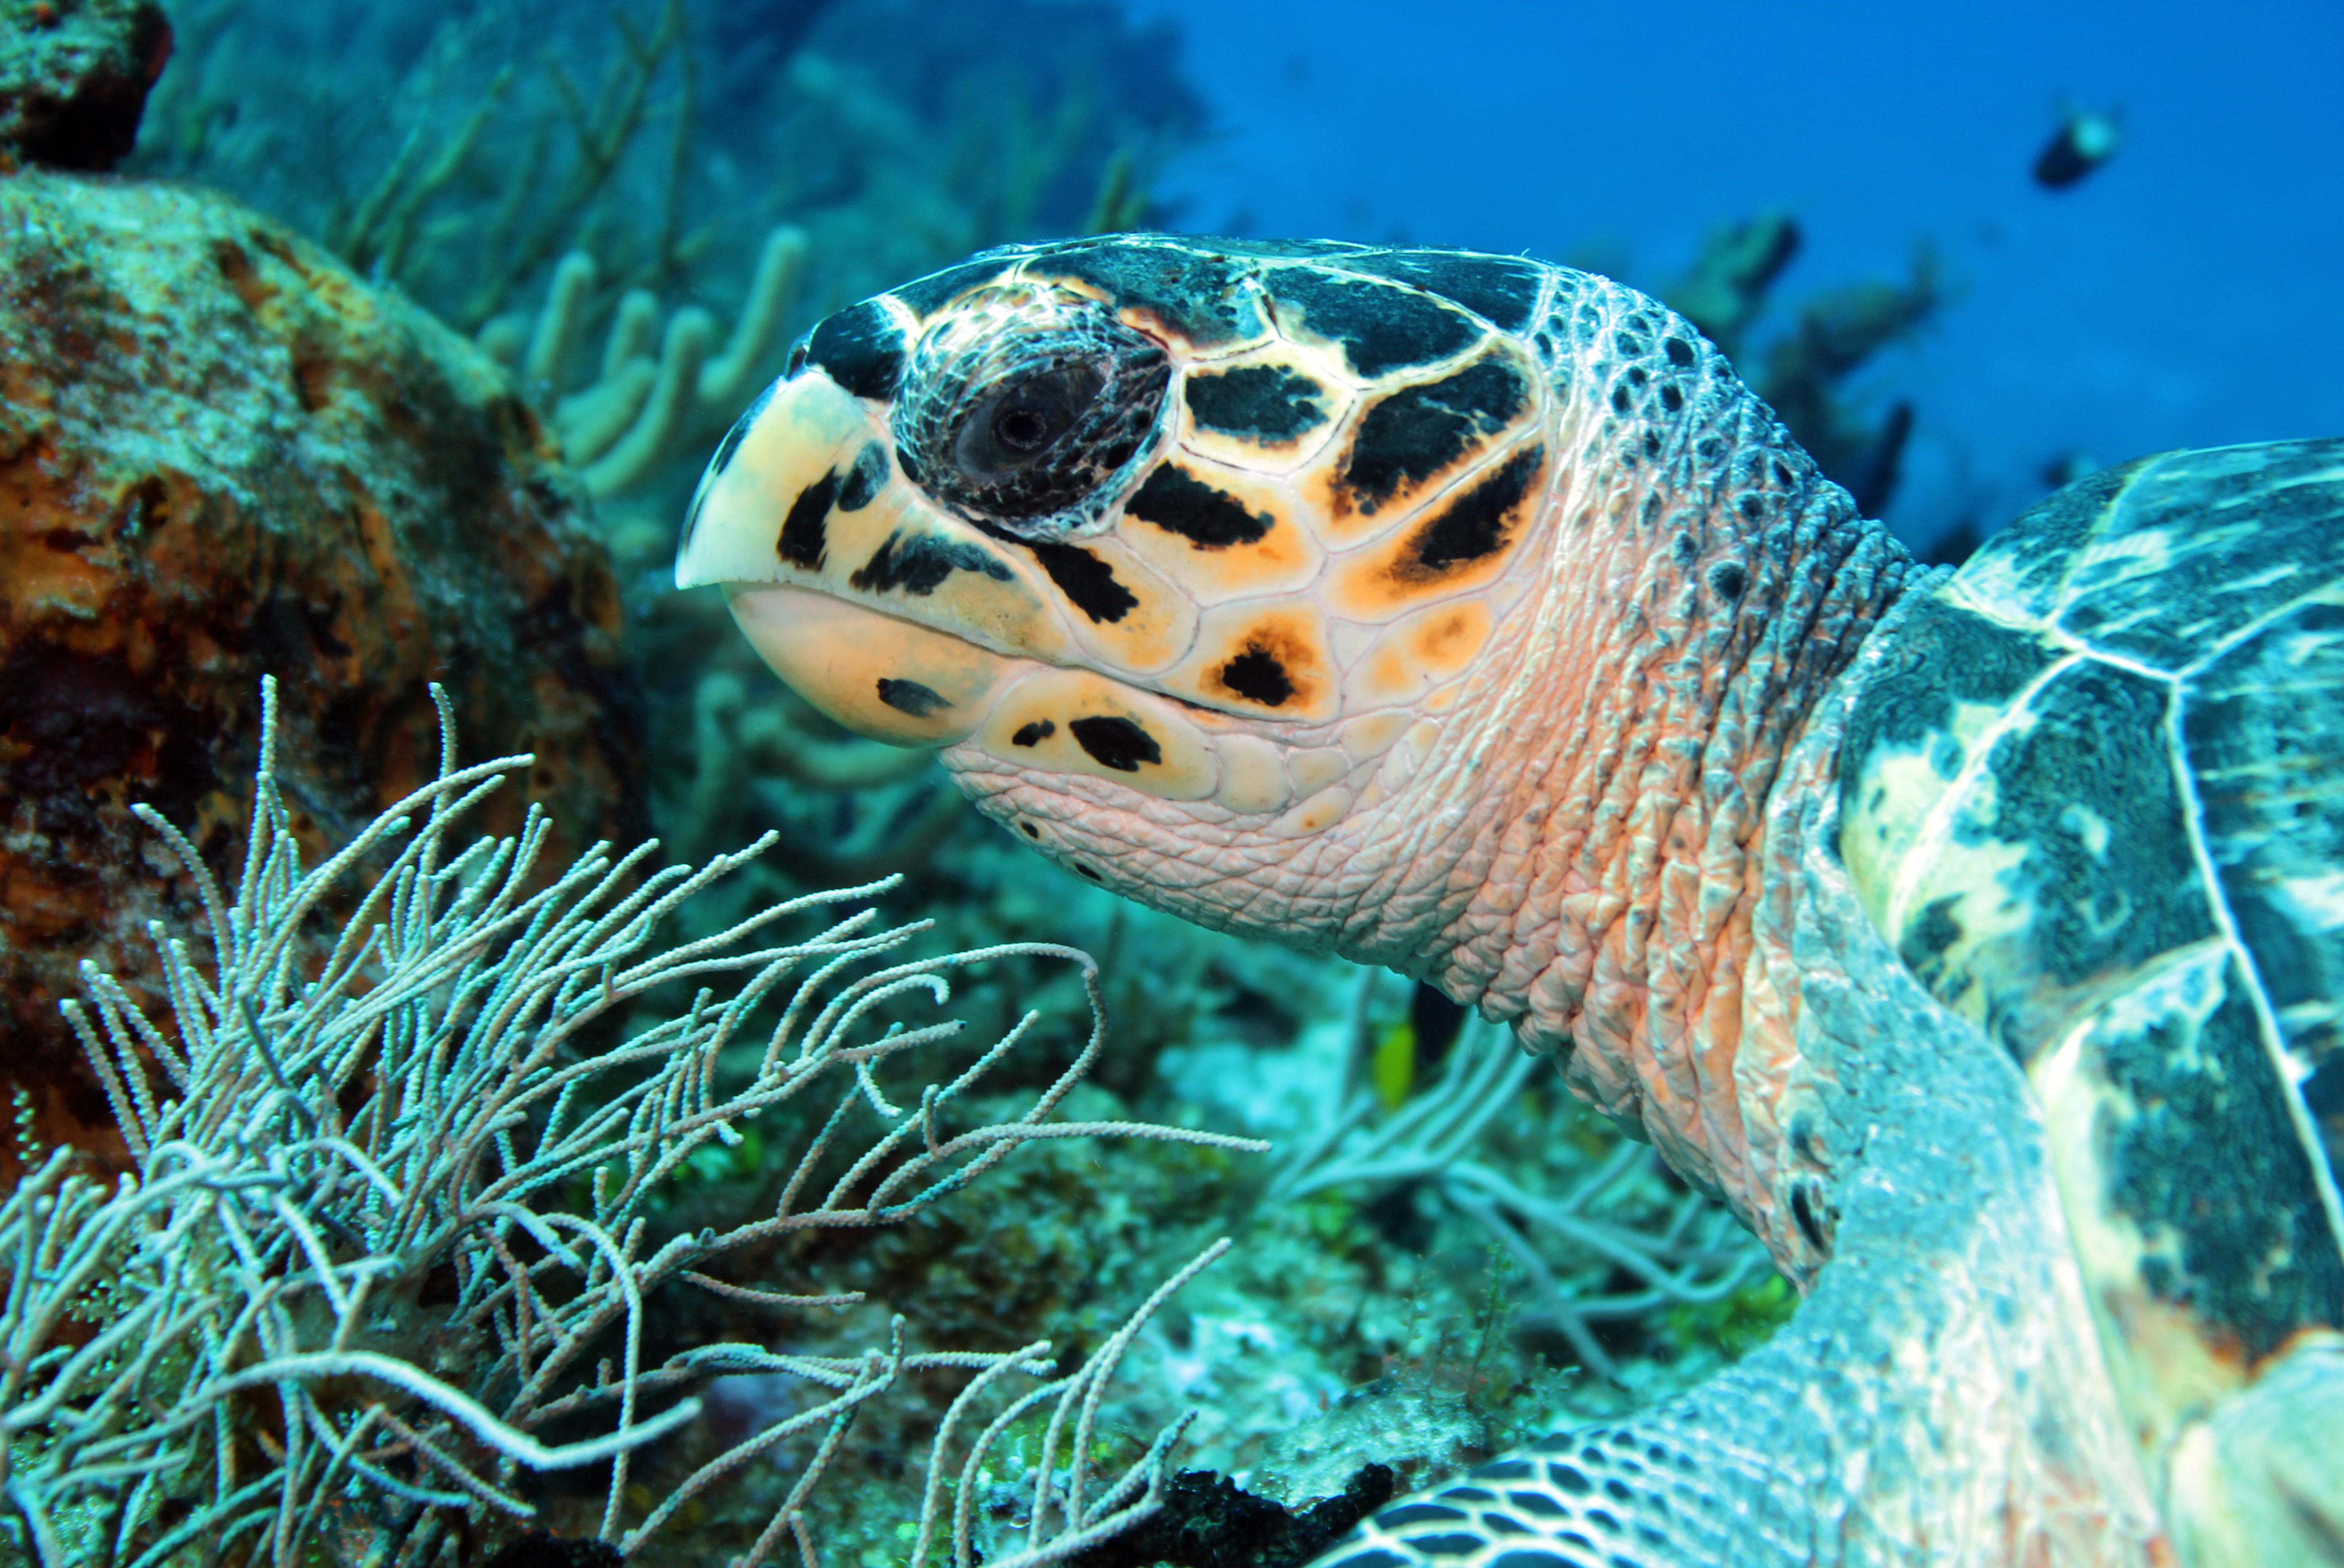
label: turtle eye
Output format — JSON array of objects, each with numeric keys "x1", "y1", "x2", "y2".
[
  {"x1": 894, "y1": 287, "x2": 1170, "y2": 539},
  {"x1": 953, "y1": 363, "x2": 1106, "y2": 484}
]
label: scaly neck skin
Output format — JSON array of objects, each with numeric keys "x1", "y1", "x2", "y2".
[{"x1": 1346, "y1": 346, "x2": 1920, "y2": 1250}]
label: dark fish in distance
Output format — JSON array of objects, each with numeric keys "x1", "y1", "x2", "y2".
[{"x1": 2034, "y1": 107, "x2": 2121, "y2": 189}]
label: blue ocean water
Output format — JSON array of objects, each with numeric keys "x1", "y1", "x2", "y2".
[{"x1": 1125, "y1": 0, "x2": 2344, "y2": 554}]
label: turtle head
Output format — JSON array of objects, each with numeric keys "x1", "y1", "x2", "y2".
[
  {"x1": 677, "y1": 237, "x2": 1559, "y2": 939},
  {"x1": 680, "y1": 237, "x2": 1917, "y2": 1235}
]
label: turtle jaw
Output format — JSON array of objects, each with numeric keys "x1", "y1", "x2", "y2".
[
  {"x1": 722, "y1": 585, "x2": 1009, "y2": 748},
  {"x1": 716, "y1": 580, "x2": 1233, "y2": 804}
]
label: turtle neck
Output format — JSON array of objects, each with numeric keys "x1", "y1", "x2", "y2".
[{"x1": 1383, "y1": 286, "x2": 1924, "y2": 1250}]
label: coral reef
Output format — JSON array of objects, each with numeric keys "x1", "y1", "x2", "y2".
[
  {"x1": 0, "y1": 0, "x2": 169, "y2": 173},
  {"x1": 5, "y1": 682, "x2": 1260, "y2": 1566},
  {"x1": 0, "y1": 170, "x2": 642, "y2": 1179}
]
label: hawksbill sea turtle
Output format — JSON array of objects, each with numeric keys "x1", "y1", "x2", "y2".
[{"x1": 673, "y1": 235, "x2": 2344, "y2": 1567}]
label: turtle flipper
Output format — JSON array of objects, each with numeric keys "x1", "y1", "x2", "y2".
[{"x1": 2167, "y1": 1331, "x2": 2344, "y2": 1567}]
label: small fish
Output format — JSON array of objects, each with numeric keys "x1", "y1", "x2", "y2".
[{"x1": 2033, "y1": 106, "x2": 2122, "y2": 189}]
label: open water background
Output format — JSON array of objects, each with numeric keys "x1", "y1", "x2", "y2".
[{"x1": 1126, "y1": 0, "x2": 2344, "y2": 554}]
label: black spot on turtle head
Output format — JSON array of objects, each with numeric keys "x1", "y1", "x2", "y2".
[
  {"x1": 1709, "y1": 561, "x2": 1748, "y2": 602},
  {"x1": 1338, "y1": 250, "x2": 1547, "y2": 332},
  {"x1": 1666, "y1": 337, "x2": 1697, "y2": 368},
  {"x1": 777, "y1": 466, "x2": 841, "y2": 570},
  {"x1": 1263, "y1": 265, "x2": 1480, "y2": 378},
  {"x1": 1030, "y1": 239, "x2": 1264, "y2": 345},
  {"x1": 1069, "y1": 714, "x2": 1161, "y2": 772},
  {"x1": 875, "y1": 678, "x2": 949, "y2": 718},
  {"x1": 805, "y1": 300, "x2": 907, "y2": 402},
  {"x1": 1021, "y1": 539, "x2": 1139, "y2": 623},
  {"x1": 1010, "y1": 719, "x2": 1055, "y2": 747},
  {"x1": 1659, "y1": 384, "x2": 1684, "y2": 413},
  {"x1": 1218, "y1": 644, "x2": 1296, "y2": 707},
  {"x1": 836, "y1": 442, "x2": 890, "y2": 512},
  {"x1": 1610, "y1": 385, "x2": 1633, "y2": 415},
  {"x1": 1389, "y1": 446, "x2": 1543, "y2": 583},
  {"x1": 1339, "y1": 355, "x2": 1531, "y2": 516},
  {"x1": 1126, "y1": 463, "x2": 1274, "y2": 548},
  {"x1": 848, "y1": 529, "x2": 1014, "y2": 596},
  {"x1": 1672, "y1": 531, "x2": 1699, "y2": 568},
  {"x1": 1182, "y1": 363, "x2": 1328, "y2": 442}
]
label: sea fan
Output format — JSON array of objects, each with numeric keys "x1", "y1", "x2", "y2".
[{"x1": 2, "y1": 678, "x2": 1254, "y2": 1567}]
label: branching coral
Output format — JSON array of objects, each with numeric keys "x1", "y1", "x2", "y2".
[
  {"x1": 2, "y1": 680, "x2": 1263, "y2": 1567},
  {"x1": 1259, "y1": 989, "x2": 1773, "y2": 1388}
]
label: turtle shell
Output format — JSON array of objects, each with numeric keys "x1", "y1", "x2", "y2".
[{"x1": 1837, "y1": 438, "x2": 2344, "y2": 1447}]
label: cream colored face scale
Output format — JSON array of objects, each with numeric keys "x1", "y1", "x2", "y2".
[{"x1": 675, "y1": 244, "x2": 1557, "y2": 833}]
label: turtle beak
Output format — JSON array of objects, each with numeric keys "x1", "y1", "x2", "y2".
[
  {"x1": 675, "y1": 369, "x2": 868, "y2": 592},
  {"x1": 673, "y1": 370, "x2": 1017, "y2": 749}
]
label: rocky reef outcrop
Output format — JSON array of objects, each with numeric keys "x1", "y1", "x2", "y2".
[
  {"x1": 0, "y1": 170, "x2": 646, "y2": 1172},
  {"x1": 0, "y1": 0, "x2": 169, "y2": 173}
]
